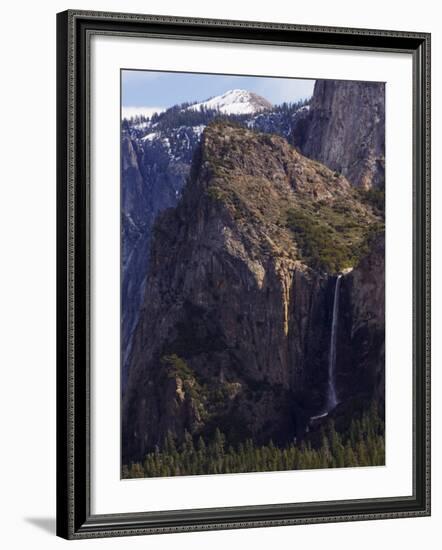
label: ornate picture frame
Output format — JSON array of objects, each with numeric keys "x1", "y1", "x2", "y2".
[{"x1": 56, "y1": 10, "x2": 430, "y2": 539}]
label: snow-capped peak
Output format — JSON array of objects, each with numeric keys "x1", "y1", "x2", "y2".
[{"x1": 188, "y1": 89, "x2": 272, "y2": 115}]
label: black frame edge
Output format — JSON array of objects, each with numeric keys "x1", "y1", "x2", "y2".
[
  {"x1": 412, "y1": 33, "x2": 431, "y2": 518},
  {"x1": 56, "y1": 10, "x2": 70, "y2": 540}
]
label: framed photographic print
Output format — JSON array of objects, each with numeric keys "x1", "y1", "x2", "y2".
[{"x1": 56, "y1": 10, "x2": 431, "y2": 539}]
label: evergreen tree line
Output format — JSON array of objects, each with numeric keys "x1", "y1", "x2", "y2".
[
  {"x1": 123, "y1": 402, "x2": 385, "y2": 478},
  {"x1": 123, "y1": 97, "x2": 311, "y2": 139},
  {"x1": 149, "y1": 97, "x2": 310, "y2": 132}
]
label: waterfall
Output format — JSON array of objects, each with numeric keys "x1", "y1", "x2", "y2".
[{"x1": 326, "y1": 274, "x2": 342, "y2": 411}]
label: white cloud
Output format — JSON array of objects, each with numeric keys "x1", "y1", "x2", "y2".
[{"x1": 121, "y1": 106, "x2": 165, "y2": 120}]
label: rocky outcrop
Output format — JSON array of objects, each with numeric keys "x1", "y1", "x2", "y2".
[
  {"x1": 293, "y1": 80, "x2": 385, "y2": 190},
  {"x1": 121, "y1": 100, "x2": 312, "y2": 392},
  {"x1": 122, "y1": 121, "x2": 384, "y2": 463},
  {"x1": 121, "y1": 136, "x2": 150, "y2": 390}
]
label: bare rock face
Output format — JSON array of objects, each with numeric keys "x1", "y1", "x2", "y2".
[
  {"x1": 335, "y1": 236, "x2": 385, "y2": 403},
  {"x1": 294, "y1": 80, "x2": 385, "y2": 190},
  {"x1": 121, "y1": 134, "x2": 191, "y2": 392},
  {"x1": 122, "y1": 121, "x2": 384, "y2": 464}
]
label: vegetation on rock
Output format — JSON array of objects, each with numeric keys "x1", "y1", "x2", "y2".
[
  {"x1": 285, "y1": 202, "x2": 384, "y2": 272},
  {"x1": 200, "y1": 120, "x2": 384, "y2": 273}
]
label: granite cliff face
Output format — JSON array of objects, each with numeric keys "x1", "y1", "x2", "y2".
[
  {"x1": 293, "y1": 80, "x2": 385, "y2": 190},
  {"x1": 121, "y1": 95, "x2": 310, "y2": 391},
  {"x1": 121, "y1": 131, "x2": 192, "y2": 391},
  {"x1": 122, "y1": 121, "x2": 384, "y2": 463}
]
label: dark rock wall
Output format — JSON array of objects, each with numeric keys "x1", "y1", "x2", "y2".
[
  {"x1": 335, "y1": 237, "x2": 385, "y2": 403},
  {"x1": 294, "y1": 80, "x2": 385, "y2": 189}
]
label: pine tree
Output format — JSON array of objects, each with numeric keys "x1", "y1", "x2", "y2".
[
  {"x1": 356, "y1": 440, "x2": 369, "y2": 466},
  {"x1": 129, "y1": 462, "x2": 144, "y2": 478},
  {"x1": 164, "y1": 430, "x2": 177, "y2": 455},
  {"x1": 344, "y1": 441, "x2": 358, "y2": 467},
  {"x1": 328, "y1": 420, "x2": 345, "y2": 467},
  {"x1": 213, "y1": 428, "x2": 226, "y2": 457}
]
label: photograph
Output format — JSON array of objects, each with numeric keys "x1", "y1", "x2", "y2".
[{"x1": 120, "y1": 70, "x2": 386, "y2": 478}]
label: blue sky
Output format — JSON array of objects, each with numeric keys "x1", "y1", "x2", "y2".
[{"x1": 122, "y1": 70, "x2": 315, "y2": 113}]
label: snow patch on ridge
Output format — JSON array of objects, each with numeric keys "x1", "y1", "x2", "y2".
[{"x1": 188, "y1": 89, "x2": 271, "y2": 116}]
